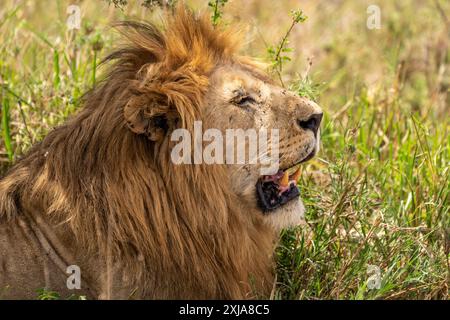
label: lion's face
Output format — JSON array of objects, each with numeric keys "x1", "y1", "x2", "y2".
[{"x1": 204, "y1": 64, "x2": 323, "y2": 230}]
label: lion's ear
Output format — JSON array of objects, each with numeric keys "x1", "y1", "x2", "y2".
[{"x1": 124, "y1": 94, "x2": 171, "y2": 141}]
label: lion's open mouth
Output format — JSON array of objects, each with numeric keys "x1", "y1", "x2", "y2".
[{"x1": 256, "y1": 166, "x2": 302, "y2": 212}]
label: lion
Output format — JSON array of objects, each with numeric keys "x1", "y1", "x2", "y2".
[{"x1": 0, "y1": 6, "x2": 322, "y2": 299}]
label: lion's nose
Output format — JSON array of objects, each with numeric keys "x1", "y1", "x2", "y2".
[{"x1": 297, "y1": 113, "x2": 323, "y2": 136}]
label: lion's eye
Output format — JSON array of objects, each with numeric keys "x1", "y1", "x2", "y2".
[{"x1": 233, "y1": 95, "x2": 256, "y2": 107}]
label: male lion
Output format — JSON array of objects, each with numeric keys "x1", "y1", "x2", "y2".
[{"x1": 0, "y1": 6, "x2": 322, "y2": 299}]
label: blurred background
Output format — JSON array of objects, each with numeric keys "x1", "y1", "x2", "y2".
[{"x1": 0, "y1": 0, "x2": 448, "y2": 299}]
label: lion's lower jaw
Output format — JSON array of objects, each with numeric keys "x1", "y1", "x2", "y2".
[{"x1": 263, "y1": 198, "x2": 306, "y2": 231}]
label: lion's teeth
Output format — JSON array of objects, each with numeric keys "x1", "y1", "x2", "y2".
[
  {"x1": 291, "y1": 168, "x2": 302, "y2": 182},
  {"x1": 279, "y1": 171, "x2": 289, "y2": 187}
]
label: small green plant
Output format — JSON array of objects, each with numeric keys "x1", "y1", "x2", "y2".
[
  {"x1": 36, "y1": 288, "x2": 61, "y2": 300},
  {"x1": 106, "y1": 0, "x2": 176, "y2": 9},
  {"x1": 267, "y1": 9, "x2": 307, "y2": 86},
  {"x1": 290, "y1": 76, "x2": 324, "y2": 101},
  {"x1": 36, "y1": 288, "x2": 87, "y2": 300},
  {"x1": 208, "y1": 0, "x2": 228, "y2": 26},
  {"x1": 289, "y1": 59, "x2": 325, "y2": 101}
]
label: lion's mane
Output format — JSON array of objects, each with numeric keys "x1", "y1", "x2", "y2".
[{"x1": 0, "y1": 6, "x2": 274, "y2": 299}]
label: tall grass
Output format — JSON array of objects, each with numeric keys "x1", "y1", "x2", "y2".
[
  {"x1": 1, "y1": 96, "x2": 12, "y2": 161},
  {"x1": 0, "y1": 0, "x2": 448, "y2": 299}
]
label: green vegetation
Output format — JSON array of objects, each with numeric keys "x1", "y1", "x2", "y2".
[{"x1": 0, "y1": 0, "x2": 448, "y2": 299}]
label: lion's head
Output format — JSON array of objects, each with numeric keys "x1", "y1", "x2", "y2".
[
  {"x1": 122, "y1": 7, "x2": 322, "y2": 233},
  {"x1": 205, "y1": 65, "x2": 322, "y2": 230},
  {"x1": 121, "y1": 16, "x2": 323, "y2": 231}
]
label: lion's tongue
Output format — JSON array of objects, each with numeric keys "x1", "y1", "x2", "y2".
[
  {"x1": 263, "y1": 168, "x2": 302, "y2": 195},
  {"x1": 257, "y1": 167, "x2": 303, "y2": 212}
]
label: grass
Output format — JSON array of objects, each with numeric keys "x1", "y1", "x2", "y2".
[{"x1": 0, "y1": 0, "x2": 449, "y2": 299}]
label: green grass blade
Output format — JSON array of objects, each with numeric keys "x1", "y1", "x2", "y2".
[
  {"x1": 53, "y1": 50, "x2": 61, "y2": 89},
  {"x1": 1, "y1": 96, "x2": 13, "y2": 161}
]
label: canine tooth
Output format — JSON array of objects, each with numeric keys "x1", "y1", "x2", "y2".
[
  {"x1": 279, "y1": 171, "x2": 289, "y2": 187},
  {"x1": 291, "y1": 168, "x2": 302, "y2": 182}
]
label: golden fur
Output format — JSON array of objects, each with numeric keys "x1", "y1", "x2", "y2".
[
  {"x1": 0, "y1": 5, "x2": 322, "y2": 299},
  {"x1": 0, "y1": 6, "x2": 274, "y2": 299}
]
